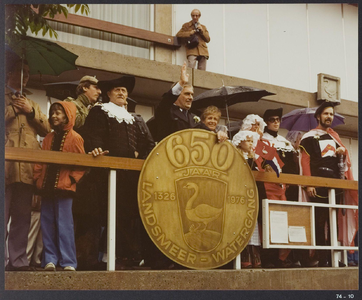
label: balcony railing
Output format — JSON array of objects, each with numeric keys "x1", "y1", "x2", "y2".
[{"x1": 5, "y1": 147, "x2": 358, "y2": 270}]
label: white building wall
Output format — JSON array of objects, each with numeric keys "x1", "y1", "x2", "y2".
[{"x1": 174, "y1": 3, "x2": 358, "y2": 102}]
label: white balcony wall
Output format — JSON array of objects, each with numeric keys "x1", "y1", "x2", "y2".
[{"x1": 174, "y1": 3, "x2": 358, "y2": 102}]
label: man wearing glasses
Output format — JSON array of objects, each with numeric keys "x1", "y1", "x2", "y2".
[
  {"x1": 176, "y1": 9, "x2": 210, "y2": 71},
  {"x1": 262, "y1": 108, "x2": 299, "y2": 201}
]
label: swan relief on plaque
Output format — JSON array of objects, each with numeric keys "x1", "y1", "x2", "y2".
[{"x1": 138, "y1": 129, "x2": 258, "y2": 269}]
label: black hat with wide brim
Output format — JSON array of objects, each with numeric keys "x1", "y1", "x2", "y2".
[
  {"x1": 263, "y1": 107, "x2": 283, "y2": 122},
  {"x1": 98, "y1": 76, "x2": 135, "y2": 102}
]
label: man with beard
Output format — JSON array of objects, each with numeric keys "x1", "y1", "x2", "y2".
[{"x1": 299, "y1": 101, "x2": 358, "y2": 267}]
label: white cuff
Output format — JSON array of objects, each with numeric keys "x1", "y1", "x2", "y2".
[{"x1": 171, "y1": 83, "x2": 183, "y2": 96}]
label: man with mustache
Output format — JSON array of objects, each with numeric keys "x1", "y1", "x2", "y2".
[{"x1": 299, "y1": 101, "x2": 357, "y2": 267}]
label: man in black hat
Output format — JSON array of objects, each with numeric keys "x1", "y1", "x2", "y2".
[
  {"x1": 64, "y1": 75, "x2": 101, "y2": 135},
  {"x1": 153, "y1": 62, "x2": 227, "y2": 143},
  {"x1": 299, "y1": 101, "x2": 357, "y2": 267},
  {"x1": 82, "y1": 76, "x2": 154, "y2": 269},
  {"x1": 262, "y1": 108, "x2": 299, "y2": 200}
]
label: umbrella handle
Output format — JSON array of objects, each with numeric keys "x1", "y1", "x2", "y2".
[{"x1": 225, "y1": 101, "x2": 231, "y2": 139}]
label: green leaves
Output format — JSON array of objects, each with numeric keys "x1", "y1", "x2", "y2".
[{"x1": 5, "y1": 4, "x2": 90, "y2": 44}]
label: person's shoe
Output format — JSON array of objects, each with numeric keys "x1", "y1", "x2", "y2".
[
  {"x1": 301, "y1": 259, "x2": 319, "y2": 267},
  {"x1": 338, "y1": 261, "x2": 346, "y2": 267},
  {"x1": 63, "y1": 266, "x2": 76, "y2": 271},
  {"x1": 262, "y1": 262, "x2": 275, "y2": 268},
  {"x1": 44, "y1": 263, "x2": 56, "y2": 271},
  {"x1": 348, "y1": 261, "x2": 358, "y2": 267},
  {"x1": 318, "y1": 260, "x2": 330, "y2": 267},
  {"x1": 6, "y1": 265, "x2": 36, "y2": 271},
  {"x1": 241, "y1": 246, "x2": 252, "y2": 268},
  {"x1": 251, "y1": 246, "x2": 262, "y2": 268},
  {"x1": 275, "y1": 258, "x2": 293, "y2": 268},
  {"x1": 291, "y1": 260, "x2": 302, "y2": 268}
]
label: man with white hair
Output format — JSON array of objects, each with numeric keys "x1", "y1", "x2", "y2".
[{"x1": 176, "y1": 9, "x2": 210, "y2": 70}]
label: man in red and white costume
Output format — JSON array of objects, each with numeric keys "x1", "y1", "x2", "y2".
[{"x1": 299, "y1": 101, "x2": 358, "y2": 267}]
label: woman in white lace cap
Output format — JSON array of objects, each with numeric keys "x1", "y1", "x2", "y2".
[
  {"x1": 82, "y1": 76, "x2": 155, "y2": 269},
  {"x1": 240, "y1": 114, "x2": 266, "y2": 140},
  {"x1": 232, "y1": 130, "x2": 266, "y2": 269}
]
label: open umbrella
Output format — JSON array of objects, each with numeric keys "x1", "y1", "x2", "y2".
[
  {"x1": 7, "y1": 35, "x2": 79, "y2": 94},
  {"x1": 43, "y1": 81, "x2": 79, "y2": 100},
  {"x1": 192, "y1": 85, "x2": 275, "y2": 137},
  {"x1": 192, "y1": 86, "x2": 275, "y2": 110},
  {"x1": 280, "y1": 107, "x2": 345, "y2": 132}
]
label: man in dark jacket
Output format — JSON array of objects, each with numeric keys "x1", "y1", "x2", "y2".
[
  {"x1": 147, "y1": 63, "x2": 227, "y2": 269},
  {"x1": 153, "y1": 62, "x2": 227, "y2": 143},
  {"x1": 83, "y1": 76, "x2": 155, "y2": 269}
]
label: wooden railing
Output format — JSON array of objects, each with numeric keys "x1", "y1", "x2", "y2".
[
  {"x1": 43, "y1": 12, "x2": 181, "y2": 48},
  {"x1": 5, "y1": 147, "x2": 358, "y2": 270},
  {"x1": 5, "y1": 147, "x2": 358, "y2": 191}
]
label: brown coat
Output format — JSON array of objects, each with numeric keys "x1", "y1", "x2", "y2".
[
  {"x1": 5, "y1": 87, "x2": 51, "y2": 186},
  {"x1": 176, "y1": 20, "x2": 210, "y2": 58}
]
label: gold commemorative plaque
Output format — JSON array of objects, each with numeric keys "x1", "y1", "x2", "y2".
[{"x1": 138, "y1": 129, "x2": 258, "y2": 269}]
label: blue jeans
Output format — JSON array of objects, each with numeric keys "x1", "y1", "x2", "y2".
[{"x1": 41, "y1": 195, "x2": 77, "y2": 268}]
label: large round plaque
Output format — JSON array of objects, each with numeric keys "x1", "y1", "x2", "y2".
[{"x1": 138, "y1": 129, "x2": 258, "y2": 269}]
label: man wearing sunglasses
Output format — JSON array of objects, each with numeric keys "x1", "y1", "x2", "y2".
[
  {"x1": 261, "y1": 108, "x2": 303, "y2": 268},
  {"x1": 262, "y1": 108, "x2": 299, "y2": 200}
]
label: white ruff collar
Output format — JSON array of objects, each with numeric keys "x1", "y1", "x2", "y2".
[{"x1": 100, "y1": 102, "x2": 134, "y2": 124}]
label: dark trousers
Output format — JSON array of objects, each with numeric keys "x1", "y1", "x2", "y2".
[
  {"x1": 5, "y1": 182, "x2": 33, "y2": 268},
  {"x1": 311, "y1": 194, "x2": 333, "y2": 263}
]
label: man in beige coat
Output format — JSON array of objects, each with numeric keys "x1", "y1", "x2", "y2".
[
  {"x1": 176, "y1": 9, "x2": 210, "y2": 70},
  {"x1": 5, "y1": 59, "x2": 50, "y2": 271}
]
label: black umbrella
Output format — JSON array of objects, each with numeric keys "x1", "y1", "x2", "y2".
[
  {"x1": 43, "y1": 81, "x2": 79, "y2": 100},
  {"x1": 192, "y1": 85, "x2": 275, "y2": 137},
  {"x1": 192, "y1": 86, "x2": 275, "y2": 109}
]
